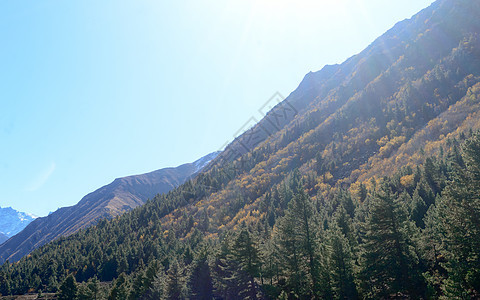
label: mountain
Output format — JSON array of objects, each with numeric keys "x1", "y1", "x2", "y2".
[
  {"x1": 194, "y1": 0, "x2": 480, "y2": 230},
  {"x1": 0, "y1": 233, "x2": 7, "y2": 245},
  {"x1": 2, "y1": 0, "x2": 480, "y2": 298},
  {"x1": 0, "y1": 152, "x2": 218, "y2": 263},
  {"x1": 0, "y1": 206, "x2": 36, "y2": 239}
]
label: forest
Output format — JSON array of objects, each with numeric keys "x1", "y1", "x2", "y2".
[{"x1": 1, "y1": 132, "x2": 480, "y2": 299}]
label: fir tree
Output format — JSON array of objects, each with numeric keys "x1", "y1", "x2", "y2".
[
  {"x1": 58, "y1": 274, "x2": 78, "y2": 300},
  {"x1": 327, "y1": 211, "x2": 358, "y2": 299},
  {"x1": 212, "y1": 234, "x2": 250, "y2": 299},
  {"x1": 87, "y1": 276, "x2": 100, "y2": 300},
  {"x1": 435, "y1": 133, "x2": 480, "y2": 297},
  {"x1": 359, "y1": 180, "x2": 422, "y2": 298},
  {"x1": 166, "y1": 259, "x2": 187, "y2": 299},
  {"x1": 189, "y1": 251, "x2": 214, "y2": 300},
  {"x1": 0, "y1": 271, "x2": 11, "y2": 296},
  {"x1": 276, "y1": 185, "x2": 325, "y2": 298},
  {"x1": 108, "y1": 273, "x2": 129, "y2": 300},
  {"x1": 150, "y1": 269, "x2": 168, "y2": 300},
  {"x1": 232, "y1": 229, "x2": 261, "y2": 299}
]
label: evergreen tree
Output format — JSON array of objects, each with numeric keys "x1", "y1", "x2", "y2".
[
  {"x1": 212, "y1": 234, "x2": 250, "y2": 299},
  {"x1": 420, "y1": 203, "x2": 445, "y2": 299},
  {"x1": 129, "y1": 271, "x2": 147, "y2": 300},
  {"x1": 87, "y1": 276, "x2": 100, "y2": 300},
  {"x1": 435, "y1": 133, "x2": 480, "y2": 297},
  {"x1": 276, "y1": 185, "x2": 325, "y2": 298},
  {"x1": 150, "y1": 269, "x2": 168, "y2": 300},
  {"x1": 359, "y1": 181, "x2": 422, "y2": 298},
  {"x1": 166, "y1": 259, "x2": 187, "y2": 299},
  {"x1": 108, "y1": 273, "x2": 129, "y2": 300},
  {"x1": 424, "y1": 157, "x2": 439, "y2": 194},
  {"x1": 189, "y1": 251, "x2": 214, "y2": 300},
  {"x1": 410, "y1": 188, "x2": 428, "y2": 228},
  {"x1": 327, "y1": 213, "x2": 358, "y2": 299},
  {"x1": 0, "y1": 271, "x2": 11, "y2": 296},
  {"x1": 78, "y1": 284, "x2": 93, "y2": 300},
  {"x1": 232, "y1": 229, "x2": 261, "y2": 299},
  {"x1": 58, "y1": 274, "x2": 78, "y2": 300}
]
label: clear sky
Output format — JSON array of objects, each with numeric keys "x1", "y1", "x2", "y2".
[{"x1": 0, "y1": 0, "x2": 435, "y2": 216}]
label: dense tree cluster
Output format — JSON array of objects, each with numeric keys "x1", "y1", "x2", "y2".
[{"x1": 1, "y1": 132, "x2": 480, "y2": 298}]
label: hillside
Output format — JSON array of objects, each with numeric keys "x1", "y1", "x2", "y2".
[
  {"x1": 0, "y1": 234, "x2": 7, "y2": 246},
  {"x1": 0, "y1": 152, "x2": 217, "y2": 264},
  {"x1": 175, "y1": 0, "x2": 480, "y2": 233},
  {"x1": 1, "y1": 0, "x2": 480, "y2": 298}
]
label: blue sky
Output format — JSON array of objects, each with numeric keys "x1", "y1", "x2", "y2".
[{"x1": 0, "y1": 0, "x2": 435, "y2": 216}]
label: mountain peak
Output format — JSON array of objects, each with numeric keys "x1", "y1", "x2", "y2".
[{"x1": 0, "y1": 206, "x2": 37, "y2": 238}]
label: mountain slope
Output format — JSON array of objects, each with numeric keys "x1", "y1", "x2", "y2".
[
  {"x1": 0, "y1": 233, "x2": 7, "y2": 245},
  {"x1": 0, "y1": 152, "x2": 217, "y2": 263},
  {"x1": 177, "y1": 0, "x2": 480, "y2": 232},
  {"x1": 2, "y1": 0, "x2": 480, "y2": 296},
  {"x1": 0, "y1": 207, "x2": 36, "y2": 238}
]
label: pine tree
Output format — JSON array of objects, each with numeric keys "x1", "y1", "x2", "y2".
[
  {"x1": 275, "y1": 185, "x2": 325, "y2": 298},
  {"x1": 359, "y1": 180, "x2": 422, "y2": 298},
  {"x1": 212, "y1": 234, "x2": 250, "y2": 299},
  {"x1": 78, "y1": 284, "x2": 92, "y2": 300},
  {"x1": 410, "y1": 188, "x2": 427, "y2": 228},
  {"x1": 129, "y1": 271, "x2": 147, "y2": 300},
  {"x1": 189, "y1": 250, "x2": 214, "y2": 300},
  {"x1": 126, "y1": 261, "x2": 160, "y2": 299},
  {"x1": 435, "y1": 133, "x2": 480, "y2": 297},
  {"x1": 424, "y1": 157, "x2": 439, "y2": 194},
  {"x1": 166, "y1": 259, "x2": 187, "y2": 299},
  {"x1": 327, "y1": 224, "x2": 358, "y2": 299},
  {"x1": 232, "y1": 229, "x2": 261, "y2": 299},
  {"x1": 333, "y1": 205, "x2": 357, "y2": 251},
  {"x1": 108, "y1": 273, "x2": 129, "y2": 300},
  {"x1": 87, "y1": 276, "x2": 100, "y2": 300},
  {"x1": 0, "y1": 271, "x2": 11, "y2": 296},
  {"x1": 259, "y1": 238, "x2": 278, "y2": 289},
  {"x1": 327, "y1": 210, "x2": 358, "y2": 299},
  {"x1": 150, "y1": 269, "x2": 168, "y2": 300},
  {"x1": 420, "y1": 203, "x2": 445, "y2": 299},
  {"x1": 58, "y1": 274, "x2": 78, "y2": 300}
]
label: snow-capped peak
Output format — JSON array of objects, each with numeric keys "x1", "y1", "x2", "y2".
[
  {"x1": 0, "y1": 206, "x2": 37, "y2": 237},
  {"x1": 193, "y1": 151, "x2": 220, "y2": 174}
]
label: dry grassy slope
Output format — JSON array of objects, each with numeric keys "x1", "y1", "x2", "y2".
[
  {"x1": 0, "y1": 152, "x2": 218, "y2": 263},
  {"x1": 158, "y1": 0, "x2": 480, "y2": 235}
]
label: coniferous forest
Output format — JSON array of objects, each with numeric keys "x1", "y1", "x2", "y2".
[
  {"x1": 2, "y1": 133, "x2": 480, "y2": 299},
  {"x1": 2, "y1": 0, "x2": 480, "y2": 299}
]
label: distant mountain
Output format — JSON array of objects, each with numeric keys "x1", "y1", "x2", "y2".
[
  {"x1": 0, "y1": 233, "x2": 7, "y2": 245},
  {"x1": 0, "y1": 206, "x2": 36, "y2": 238},
  {"x1": 0, "y1": 152, "x2": 218, "y2": 263}
]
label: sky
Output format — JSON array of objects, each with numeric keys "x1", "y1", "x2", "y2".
[{"x1": 0, "y1": 0, "x2": 435, "y2": 217}]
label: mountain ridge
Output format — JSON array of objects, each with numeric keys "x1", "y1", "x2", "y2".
[
  {"x1": 0, "y1": 152, "x2": 218, "y2": 263},
  {"x1": 0, "y1": 233, "x2": 7, "y2": 245}
]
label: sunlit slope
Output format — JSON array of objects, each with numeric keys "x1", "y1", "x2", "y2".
[{"x1": 160, "y1": 0, "x2": 480, "y2": 234}]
